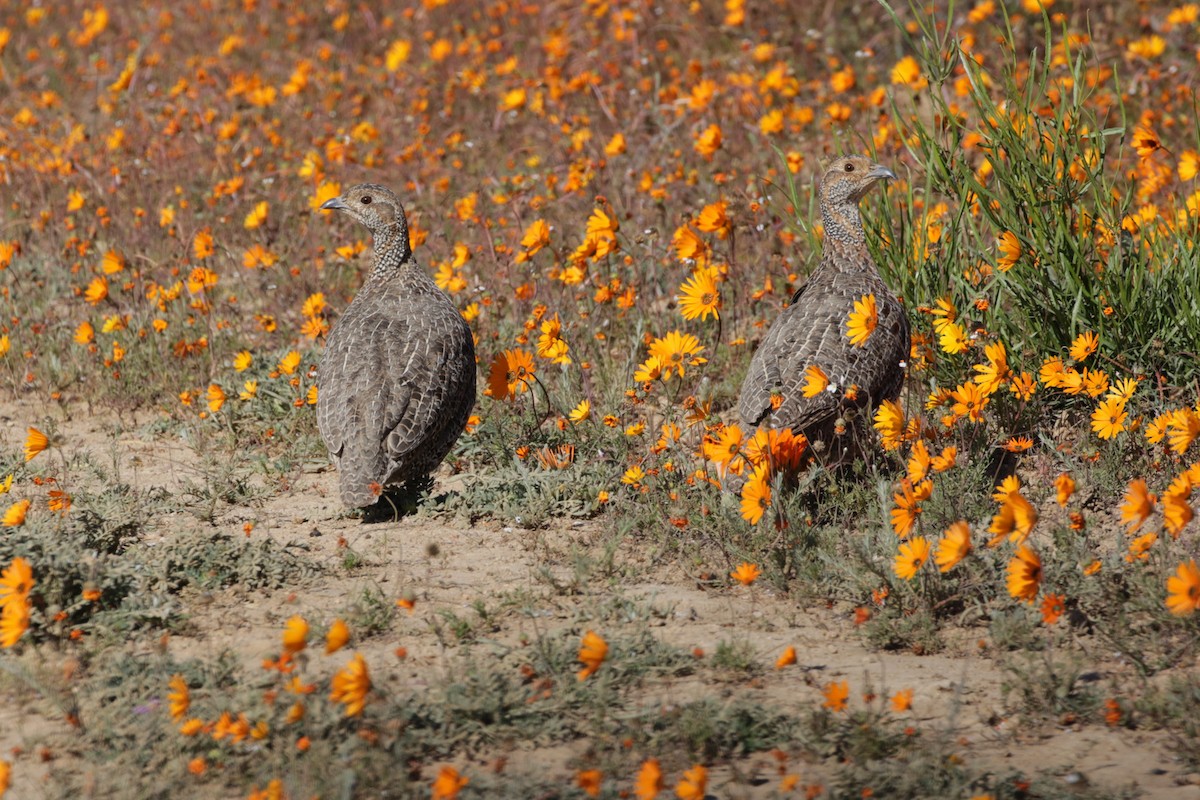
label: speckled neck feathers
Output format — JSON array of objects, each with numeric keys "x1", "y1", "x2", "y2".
[{"x1": 366, "y1": 220, "x2": 415, "y2": 282}]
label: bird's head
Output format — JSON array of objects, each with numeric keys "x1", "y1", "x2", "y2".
[
  {"x1": 819, "y1": 156, "x2": 896, "y2": 207},
  {"x1": 320, "y1": 183, "x2": 407, "y2": 234}
]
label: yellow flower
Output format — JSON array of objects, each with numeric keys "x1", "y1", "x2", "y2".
[
  {"x1": 845, "y1": 294, "x2": 878, "y2": 347},
  {"x1": 677, "y1": 267, "x2": 721, "y2": 321},
  {"x1": 282, "y1": 615, "x2": 308, "y2": 654},
  {"x1": 1069, "y1": 331, "x2": 1098, "y2": 361},
  {"x1": 1166, "y1": 560, "x2": 1200, "y2": 616},
  {"x1": 801, "y1": 364, "x2": 830, "y2": 398},
  {"x1": 950, "y1": 382, "x2": 988, "y2": 423},
  {"x1": 890, "y1": 56, "x2": 924, "y2": 88},
  {"x1": 233, "y1": 351, "x2": 253, "y2": 372},
  {"x1": 739, "y1": 469, "x2": 771, "y2": 525},
  {"x1": 873, "y1": 399, "x2": 906, "y2": 450},
  {"x1": 311, "y1": 180, "x2": 342, "y2": 213},
  {"x1": 577, "y1": 630, "x2": 608, "y2": 680},
  {"x1": 1006, "y1": 545, "x2": 1042, "y2": 603},
  {"x1": 385, "y1": 39, "x2": 411, "y2": 71},
  {"x1": 278, "y1": 351, "x2": 301, "y2": 375},
  {"x1": 938, "y1": 321, "x2": 970, "y2": 354},
  {"x1": 24, "y1": 427, "x2": 48, "y2": 461},
  {"x1": 604, "y1": 132, "x2": 626, "y2": 156},
  {"x1": 647, "y1": 331, "x2": 705, "y2": 379},
  {"x1": 569, "y1": 399, "x2": 591, "y2": 423},
  {"x1": 894, "y1": 536, "x2": 931, "y2": 580},
  {"x1": 935, "y1": 521, "x2": 971, "y2": 572},
  {"x1": 431, "y1": 766, "x2": 469, "y2": 800},
  {"x1": 326, "y1": 619, "x2": 350, "y2": 654},
  {"x1": 329, "y1": 653, "x2": 371, "y2": 716},
  {"x1": 731, "y1": 562, "x2": 761, "y2": 586},
  {"x1": 621, "y1": 465, "x2": 646, "y2": 486},
  {"x1": 1180, "y1": 150, "x2": 1200, "y2": 181},
  {"x1": 244, "y1": 201, "x2": 269, "y2": 229},
  {"x1": 1090, "y1": 396, "x2": 1127, "y2": 440},
  {"x1": 972, "y1": 341, "x2": 1010, "y2": 395}
]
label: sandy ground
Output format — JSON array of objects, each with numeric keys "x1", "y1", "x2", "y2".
[{"x1": 0, "y1": 401, "x2": 1197, "y2": 799}]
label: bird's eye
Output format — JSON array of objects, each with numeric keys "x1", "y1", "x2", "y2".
[
  {"x1": 361, "y1": 196, "x2": 372, "y2": 205},
  {"x1": 844, "y1": 163, "x2": 854, "y2": 172}
]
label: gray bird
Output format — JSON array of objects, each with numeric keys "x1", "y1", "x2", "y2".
[
  {"x1": 737, "y1": 156, "x2": 909, "y2": 458},
  {"x1": 317, "y1": 184, "x2": 476, "y2": 510}
]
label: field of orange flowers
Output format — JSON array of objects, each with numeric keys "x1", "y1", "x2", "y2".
[{"x1": 3, "y1": 0, "x2": 1200, "y2": 797}]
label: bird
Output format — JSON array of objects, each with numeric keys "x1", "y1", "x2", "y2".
[
  {"x1": 737, "y1": 155, "x2": 909, "y2": 460},
  {"x1": 317, "y1": 183, "x2": 477, "y2": 511}
]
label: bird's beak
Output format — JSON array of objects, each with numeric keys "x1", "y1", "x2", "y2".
[
  {"x1": 868, "y1": 164, "x2": 897, "y2": 181},
  {"x1": 320, "y1": 196, "x2": 349, "y2": 212}
]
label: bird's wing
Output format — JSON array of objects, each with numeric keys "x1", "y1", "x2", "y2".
[{"x1": 739, "y1": 276, "x2": 908, "y2": 434}]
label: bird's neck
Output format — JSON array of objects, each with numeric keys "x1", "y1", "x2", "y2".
[
  {"x1": 369, "y1": 223, "x2": 414, "y2": 279},
  {"x1": 821, "y1": 202, "x2": 870, "y2": 270}
]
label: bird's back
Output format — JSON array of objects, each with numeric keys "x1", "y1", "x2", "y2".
[{"x1": 318, "y1": 265, "x2": 476, "y2": 508}]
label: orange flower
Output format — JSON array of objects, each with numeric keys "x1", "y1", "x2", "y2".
[
  {"x1": 325, "y1": 619, "x2": 350, "y2": 654},
  {"x1": 1006, "y1": 545, "x2": 1042, "y2": 603},
  {"x1": 675, "y1": 765, "x2": 707, "y2": 800},
  {"x1": 329, "y1": 653, "x2": 371, "y2": 716},
  {"x1": 2, "y1": 499, "x2": 30, "y2": 528},
  {"x1": 1054, "y1": 473, "x2": 1075, "y2": 507},
  {"x1": 801, "y1": 364, "x2": 830, "y2": 398},
  {"x1": 1166, "y1": 560, "x2": 1200, "y2": 616},
  {"x1": 823, "y1": 680, "x2": 849, "y2": 712},
  {"x1": 282, "y1": 615, "x2": 308, "y2": 654},
  {"x1": 431, "y1": 766, "x2": 469, "y2": 800},
  {"x1": 845, "y1": 294, "x2": 878, "y2": 346},
  {"x1": 775, "y1": 646, "x2": 797, "y2": 669},
  {"x1": 694, "y1": 124, "x2": 722, "y2": 157},
  {"x1": 987, "y1": 492, "x2": 1038, "y2": 546},
  {"x1": 635, "y1": 758, "x2": 662, "y2": 800},
  {"x1": 934, "y1": 521, "x2": 971, "y2": 572},
  {"x1": 577, "y1": 630, "x2": 608, "y2": 680},
  {"x1": 576, "y1": 769, "x2": 603, "y2": 798},
  {"x1": 894, "y1": 537, "x2": 931, "y2": 580},
  {"x1": 1040, "y1": 593, "x2": 1065, "y2": 625},
  {"x1": 24, "y1": 427, "x2": 48, "y2": 461},
  {"x1": 0, "y1": 557, "x2": 34, "y2": 610},
  {"x1": 730, "y1": 562, "x2": 761, "y2": 586},
  {"x1": 167, "y1": 675, "x2": 190, "y2": 721},
  {"x1": 1119, "y1": 478, "x2": 1156, "y2": 533},
  {"x1": 890, "y1": 688, "x2": 914, "y2": 712}
]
